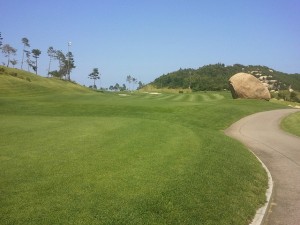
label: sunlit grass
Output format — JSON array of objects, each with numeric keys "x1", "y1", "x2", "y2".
[
  {"x1": 0, "y1": 67, "x2": 287, "y2": 225},
  {"x1": 281, "y1": 111, "x2": 300, "y2": 137}
]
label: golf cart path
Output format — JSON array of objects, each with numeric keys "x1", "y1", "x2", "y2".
[{"x1": 225, "y1": 109, "x2": 300, "y2": 225}]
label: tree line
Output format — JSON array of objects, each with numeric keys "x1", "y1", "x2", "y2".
[
  {"x1": 1, "y1": 33, "x2": 144, "y2": 91},
  {"x1": 151, "y1": 63, "x2": 300, "y2": 91},
  {"x1": 0, "y1": 35, "x2": 75, "y2": 80},
  {"x1": 88, "y1": 70, "x2": 144, "y2": 91},
  {"x1": 108, "y1": 79, "x2": 144, "y2": 92}
]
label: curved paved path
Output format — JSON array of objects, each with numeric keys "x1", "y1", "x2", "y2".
[{"x1": 225, "y1": 109, "x2": 300, "y2": 225}]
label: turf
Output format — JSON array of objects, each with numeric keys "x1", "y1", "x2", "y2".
[
  {"x1": 281, "y1": 111, "x2": 300, "y2": 137},
  {"x1": 0, "y1": 67, "x2": 286, "y2": 225}
]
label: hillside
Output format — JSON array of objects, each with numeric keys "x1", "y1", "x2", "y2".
[
  {"x1": 150, "y1": 63, "x2": 300, "y2": 91},
  {"x1": 0, "y1": 66, "x2": 91, "y2": 96}
]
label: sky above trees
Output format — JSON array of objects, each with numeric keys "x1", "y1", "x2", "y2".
[{"x1": 1, "y1": 0, "x2": 299, "y2": 88}]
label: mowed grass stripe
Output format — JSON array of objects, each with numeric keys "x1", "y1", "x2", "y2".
[
  {"x1": 201, "y1": 93, "x2": 215, "y2": 101},
  {"x1": 210, "y1": 93, "x2": 225, "y2": 100},
  {"x1": 187, "y1": 94, "x2": 197, "y2": 102},
  {"x1": 152, "y1": 93, "x2": 225, "y2": 103},
  {"x1": 190, "y1": 93, "x2": 216, "y2": 102},
  {"x1": 134, "y1": 93, "x2": 224, "y2": 103},
  {"x1": 170, "y1": 94, "x2": 190, "y2": 102},
  {"x1": 153, "y1": 94, "x2": 179, "y2": 101},
  {"x1": 187, "y1": 93, "x2": 224, "y2": 102},
  {"x1": 152, "y1": 94, "x2": 174, "y2": 101},
  {"x1": 140, "y1": 93, "x2": 164, "y2": 99}
]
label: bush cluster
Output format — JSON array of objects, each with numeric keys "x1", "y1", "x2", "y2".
[{"x1": 272, "y1": 90, "x2": 300, "y2": 103}]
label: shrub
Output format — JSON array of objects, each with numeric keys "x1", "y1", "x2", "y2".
[
  {"x1": 290, "y1": 92, "x2": 300, "y2": 103},
  {"x1": 270, "y1": 92, "x2": 278, "y2": 99},
  {"x1": 26, "y1": 77, "x2": 31, "y2": 82},
  {"x1": 277, "y1": 90, "x2": 300, "y2": 103},
  {"x1": 277, "y1": 90, "x2": 290, "y2": 101},
  {"x1": 0, "y1": 67, "x2": 5, "y2": 74}
]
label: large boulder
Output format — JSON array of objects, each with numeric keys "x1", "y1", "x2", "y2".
[{"x1": 229, "y1": 73, "x2": 271, "y2": 100}]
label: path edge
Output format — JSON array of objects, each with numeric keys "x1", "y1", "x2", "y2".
[
  {"x1": 248, "y1": 152, "x2": 273, "y2": 225},
  {"x1": 224, "y1": 129, "x2": 273, "y2": 225},
  {"x1": 248, "y1": 109, "x2": 300, "y2": 225},
  {"x1": 224, "y1": 109, "x2": 300, "y2": 225}
]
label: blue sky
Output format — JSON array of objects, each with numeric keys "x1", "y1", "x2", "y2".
[{"x1": 1, "y1": 0, "x2": 300, "y2": 88}]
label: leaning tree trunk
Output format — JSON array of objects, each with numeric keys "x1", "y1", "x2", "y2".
[
  {"x1": 6, "y1": 55, "x2": 10, "y2": 67},
  {"x1": 35, "y1": 58, "x2": 38, "y2": 75},
  {"x1": 21, "y1": 49, "x2": 24, "y2": 69},
  {"x1": 48, "y1": 58, "x2": 51, "y2": 77}
]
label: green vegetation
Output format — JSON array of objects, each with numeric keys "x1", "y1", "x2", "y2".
[
  {"x1": 0, "y1": 32, "x2": 3, "y2": 47},
  {"x1": 47, "y1": 48, "x2": 75, "y2": 80},
  {"x1": 0, "y1": 66, "x2": 90, "y2": 96},
  {"x1": 21, "y1": 37, "x2": 30, "y2": 70},
  {"x1": 270, "y1": 90, "x2": 300, "y2": 103},
  {"x1": 1, "y1": 44, "x2": 17, "y2": 67},
  {"x1": 0, "y1": 67, "x2": 287, "y2": 225},
  {"x1": 281, "y1": 112, "x2": 300, "y2": 137},
  {"x1": 1, "y1": 37, "x2": 75, "y2": 81},
  {"x1": 88, "y1": 68, "x2": 100, "y2": 89},
  {"x1": 139, "y1": 84, "x2": 192, "y2": 94},
  {"x1": 151, "y1": 63, "x2": 300, "y2": 92}
]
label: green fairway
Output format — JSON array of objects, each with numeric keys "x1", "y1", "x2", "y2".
[
  {"x1": 0, "y1": 68, "x2": 286, "y2": 225},
  {"x1": 281, "y1": 111, "x2": 300, "y2": 137}
]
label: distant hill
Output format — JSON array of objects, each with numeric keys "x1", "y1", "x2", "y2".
[
  {"x1": 150, "y1": 63, "x2": 300, "y2": 91},
  {"x1": 0, "y1": 66, "x2": 91, "y2": 96}
]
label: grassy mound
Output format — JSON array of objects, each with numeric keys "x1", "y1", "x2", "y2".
[
  {"x1": 0, "y1": 70, "x2": 287, "y2": 225},
  {"x1": 0, "y1": 66, "x2": 91, "y2": 96}
]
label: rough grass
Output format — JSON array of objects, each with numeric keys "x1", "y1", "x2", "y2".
[
  {"x1": 0, "y1": 66, "x2": 91, "y2": 96},
  {"x1": 281, "y1": 111, "x2": 300, "y2": 137},
  {"x1": 0, "y1": 67, "x2": 287, "y2": 225}
]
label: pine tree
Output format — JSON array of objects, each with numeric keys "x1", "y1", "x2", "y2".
[
  {"x1": 31, "y1": 49, "x2": 41, "y2": 75},
  {"x1": 21, "y1": 38, "x2": 30, "y2": 70},
  {"x1": 88, "y1": 68, "x2": 100, "y2": 89}
]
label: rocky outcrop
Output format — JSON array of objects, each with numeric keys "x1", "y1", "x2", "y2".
[{"x1": 229, "y1": 73, "x2": 271, "y2": 100}]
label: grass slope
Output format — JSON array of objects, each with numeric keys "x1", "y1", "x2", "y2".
[
  {"x1": 0, "y1": 68, "x2": 287, "y2": 225},
  {"x1": 0, "y1": 66, "x2": 91, "y2": 96},
  {"x1": 281, "y1": 111, "x2": 300, "y2": 137}
]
